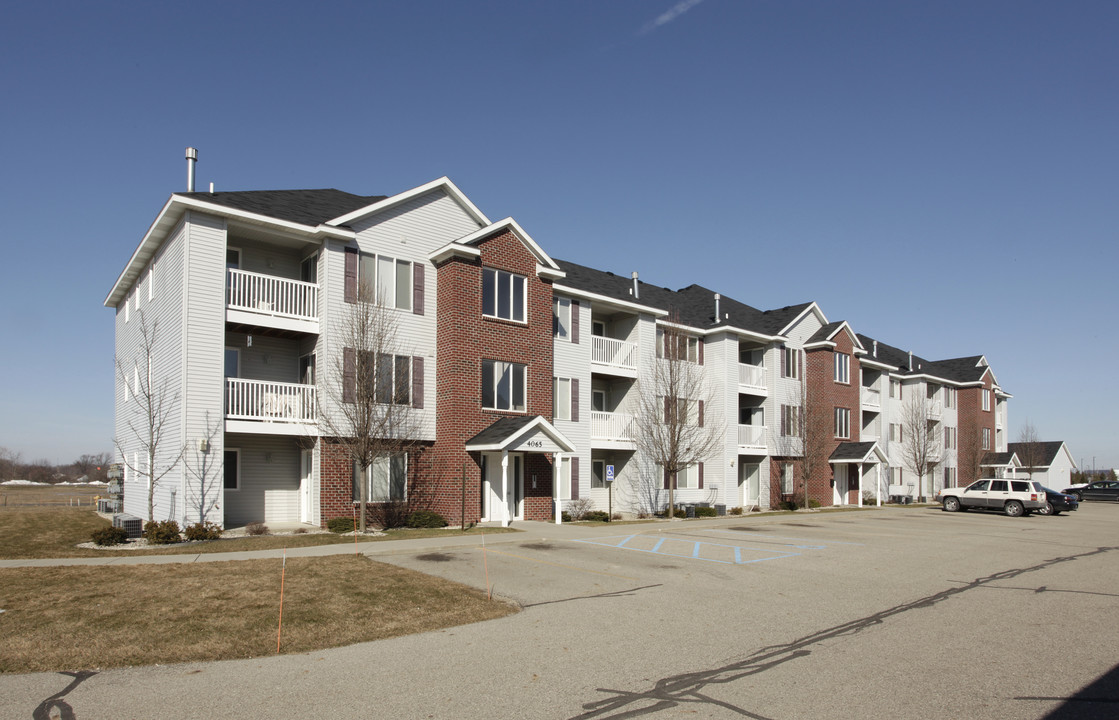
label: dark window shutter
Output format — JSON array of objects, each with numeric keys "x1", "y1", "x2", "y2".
[
  {"x1": 412, "y1": 356, "x2": 424, "y2": 409},
  {"x1": 343, "y1": 347, "x2": 356, "y2": 404},
  {"x1": 344, "y1": 247, "x2": 358, "y2": 304},
  {"x1": 664, "y1": 396, "x2": 671, "y2": 424},
  {"x1": 780, "y1": 345, "x2": 786, "y2": 378},
  {"x1": 571, "y1": 456, "x2": 580, "y2": 500},
  {"x1": 698, "y1": 400, "x2": 704, "y2": 428},
  {"x1": 352, "y1": 460, "x2": 360, "y2": 501},
  {"x1": 799, "y1": 350, "x2": 804, "y2": 381},
  {"x1": 698, "y1": 462, "x2": 704, "y2": 489},
  {"x1": 781, "y1": 404, "x2": 787, "y2": 436},
  {"x1": 571, "y1": 300, "x2": 580, "y2": 344},
  {"x1": 663, "y1": 466, "x2": 670, "y2": 490},
  {"x1": 413, "y1": 263, "x2": 424, "y2": 315},
  {"x1": 571, "y1": 378, "x2": 579, "y2": 423},
  {"x1": 698, "y1": 338, "x2": 704, "y2": 365}
]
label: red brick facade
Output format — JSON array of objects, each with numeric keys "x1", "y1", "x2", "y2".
[
  {"x1": 318, "y1": 438, "x2": 434, "y2": 527},
  {"x1": 957, "y1": 372, "x2": 997, "y2": 487},
  {"x1": 428, "y1": 229, "x2": 557, "y2": 523}
]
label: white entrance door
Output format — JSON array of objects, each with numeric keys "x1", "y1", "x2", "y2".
[
  {"x1": 740, "y1": 463, "x2": 760, "y2": 508},
  {"x1": 834, "y1": 465, "x2": 848, "y2": 505},
  {"x1": 300, "y1": 450, "x2": 313, "y2": 524},
  {"x1": 483, "y1": 453, "x2": 524, "y2": 522}
]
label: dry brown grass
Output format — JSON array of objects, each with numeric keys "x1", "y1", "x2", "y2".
[
  {"x1": 0, "y1": 484, "x2": 102, "y2": 507},
  {"x1": 0, "y1": 555, "x2": 515, "y2": 673}
]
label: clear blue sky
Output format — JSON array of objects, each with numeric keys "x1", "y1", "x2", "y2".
[{"x1": 1, "y1": 1, "x2": 1116, "y2": 470}]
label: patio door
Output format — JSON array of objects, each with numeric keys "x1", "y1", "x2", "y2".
[
  {"x1": 483, "y1": 452, "x2": 524, "y2": 522},
  {"x1": 834, "y1": 465, "x2": 849, "y2": 505},
  {"x1": 300, "y1": 449, "x2": 313, "y2": 524},
  {"x1": 740, "y1": 463, "x2": 760, "y2": 508}
]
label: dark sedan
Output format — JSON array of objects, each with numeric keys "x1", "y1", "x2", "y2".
[
  {"x1": 1037, "y1": 487, "x2": 1079, "y2": 515},
  {"x1": 1063, "y1": 480, "x2": 1119, "y2": 502}
]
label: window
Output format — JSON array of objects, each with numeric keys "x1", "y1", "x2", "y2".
[
  {"x1": 944, "y1": 467, "x2": 956, "y2": 488},
  {"x1": 224, "y1": 348, "x2": 239, "y2": 378},
  {"x1": 677, "y1": 464, "x2": 698, "y2": 489},
  {"x1": 982, "y1": 428, "x2": 991, "y2": 450},
  {"x1": 656, "y1": 329, "x2": 699, "y2": 362},
  {"x1": 889, "y1": 423, "x2": 903, "y2": 443},
  {"x1": 781, "y1": 405, "x2": 800, "y2": 436},
  {"x1": 553, "y1": 297, "x2": 571, "y2": 340},
  {"x1": 834, "y1": 408, "x2": 850, "y2": 439},
  {"x1": 482, "y1": 360, "x2": 526, "y2": 411},
  {"x1": 889, "y1": 380, "x2": 900, "y2": 399},
  {"x1": 553, "y1": 378, "x2": 571, "y2": 421},
  {"x1": 592, "y1": 321, "x2": 606, "y2": 337},
  {"x1": 352, "y1": 352, "x2": 411, "y2": 405},
  {"x1": 147, "y1": 263, "x2": 154, "y2": 302},
  {"x1": 783, "y1": 347, "x2": 800, "y2": 379},
  {"x1": 834, "y1": 353, "x2": 850, "y2": 384},
  {"x1": 781, "y1": 463, "x2": 794, "y2": 494},
  {"x1": 482, "y1": 268, "x2": 525, "y2": 322},
  {"x1": 223, "y1": 449, "x2": 240, "y2": 490},
  {"x1": 592, "y1": 390, "x2": 606, "y2": 412},
  {"x1": 301, "y1": 254, "x2": 318, "y2": 284},
  {"x1": 592, "y1": 459, "x2": 607, "y2": 489},
  {"x1": 943, "y1": 387, "x2": 955, "y2": 408},
  {"x1": 664, "y1": 396, "x2": 700, "y2": 426},
  {"x1": 982, "y1": 389, "x2": 991, "y2": 411},
  {"x1": 353, "y1": 454, "x2": 407, "y2": 502},
  {"x1": 359, "y1": 252, "x2": 412, "y2": 310},
  {"x1": 226, "y1": 248, "x2": 241, "y2": 269},
  {"x1": 944, "y1": 426, "x2": 956, "y2": 449}
]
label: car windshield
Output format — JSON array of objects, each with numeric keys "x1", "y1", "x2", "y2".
[{"x1": 968, "y1": 480, "x2": 990, "y2": 492}]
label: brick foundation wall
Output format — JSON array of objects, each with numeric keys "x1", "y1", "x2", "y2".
[{"x1": 319, "y1": 438, "x2": 434, "y2": 527}]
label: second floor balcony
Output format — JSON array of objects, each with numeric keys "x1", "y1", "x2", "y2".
[
  {"x1": 227, "y1": 268, "x2": 319, "y2": 334},
  {"x1": 738, "y1": 424, "x2": 768, "y2": 451},
  {"x1": 591, "y1": 336, "x2": 638, "y2": 376},
  {"x1": 738, "y1": 363, "x2": 767, "y2": 394},
  {"x1": 225, "y1": 378, "x2": 317, "y2": 434},
  {"x1": 861, "y1": 386, "x2": 881, "y2": 409},
  {"x1": 590, "y1": 411, "x2": 635, "y2": 446}
]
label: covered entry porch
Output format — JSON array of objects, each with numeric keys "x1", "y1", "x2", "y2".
[
  {"x1": 466, "y1": 416, "x2": 576, "y2": 527},
  {"x1": 828, "y1": 442, "x2": 887, "y2": 507}
]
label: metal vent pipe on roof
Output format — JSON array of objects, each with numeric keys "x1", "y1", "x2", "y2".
[
  {"x1": 908, "y1": 351, "x2": 913, "y2": 371},
  {"x1": 631, "y1": 271, "x2": 639, "y2": 299},
  {"x1": 714, "y1": 293, "x2": 721, "y2": 322},
  {"x1": 186, "y1": 147, "x2": 198, "y2": 192}
]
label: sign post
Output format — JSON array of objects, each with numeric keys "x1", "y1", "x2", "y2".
[{"x1": 606, "y1": 464, "x2": 615, "y2": 520}]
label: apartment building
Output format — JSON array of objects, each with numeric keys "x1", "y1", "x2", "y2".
[{"x1": 106, "y1": 173, "x2": 1010, "y2": 528}]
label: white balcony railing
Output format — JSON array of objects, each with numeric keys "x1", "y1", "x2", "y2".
[
  {"x1": 227, "y1": 268, "x2": 318, "y2": 322},
  {"x1": 926, "y1": 401, "x2": 943, "y2": 419},
  {"x1": 861, "y1": 386, "x2": 881, "y2": 409},
  {"x1": 590, "y1": 411, "x2": 635, "y2": 442},
  {"x1": 738, "y1": 424, "x2": 767, "y2": 448},
  {"x1": 592, "y1": 336, "x2": 638, "y2": 370},
  {"x1": 226, "y1": 378, "x2": 316, "y2": 423},
  {"x1": 738, "y1": 363, "x2": 766, "y2": 388}
]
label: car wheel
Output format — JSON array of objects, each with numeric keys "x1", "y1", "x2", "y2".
[
  {"x1": 1037, "y1": 501, "x2": 1053, "y2": 516},
  {"x1": 942, "y1": 497, "x2": 960, "y2": 512},
  {"x1": 1004, "y1": 500, "x2": 1024, "y2": 517},
  {"x1": 1073, "y1": 493, "x2": 1083, "y2": 502}
]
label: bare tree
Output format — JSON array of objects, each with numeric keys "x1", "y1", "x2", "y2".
[
  {"x1": 318, "y1": 278, "x2": 420, "y2": 532},
  {"x1": 0, "y1": 447, "x2": 21, "y2": 481},
  {"x1": 632, "y1": 320, "x2": 724, "y2": 517},
  {"x1": 183, "y1": 411, "x2": 223, "y2": 525},
  {"x1": 775, "y1": 372, "x2": 833, "y2": 510},
  {"x1": 74, "y1": 452, "x2": 112, "y2": 483},
  {"x1": 113, "y1": 310, "x2": 185, "y2": 521},
  {"x1": 899, "y1": 394, "x2": 943, "y2": 502},
  {"x1": 1015, "y1": 421, "x2": 1044, "y2": 480},
  {"x1": 958, "y1": 427, "x2": 985, "y2": 487}
]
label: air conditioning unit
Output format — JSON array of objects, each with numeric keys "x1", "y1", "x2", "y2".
[{"x1": 112, "y1": 513, "x2": 143, "y2": 538}]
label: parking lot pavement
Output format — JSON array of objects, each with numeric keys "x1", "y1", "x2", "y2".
[{"x1": 4, "y1": 505, "x2": 1119, "y2": 719}]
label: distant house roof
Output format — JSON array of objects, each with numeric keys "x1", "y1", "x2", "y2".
[
  {"x1": 173, "y1": 189, "x2": 388, "y2": 228},
  {"x1": 1007, "y1": 441, "x2": 1073, "y2": 469}
]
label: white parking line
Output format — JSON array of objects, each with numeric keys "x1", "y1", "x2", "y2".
[{"x1": 573, "y1": 534, "x2": 802, "y2": 565}]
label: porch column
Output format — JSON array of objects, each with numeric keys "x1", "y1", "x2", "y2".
[
  {"x1": 501, "y1": 451, "x2": 510, "y2": 528},
  {"x1": 857, "y1": 464, "x2": 864, "y2": 507},
  {"x1": 555, "y1": 453, "x2": 564, "y2": 525},
  {"x1": 876, "y1": 463, "x2": 882, "y2": 506}
]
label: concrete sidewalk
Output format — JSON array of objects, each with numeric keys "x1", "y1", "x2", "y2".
[{"x1": 0, "y1": 518, "x2": 633, "y2": 568}]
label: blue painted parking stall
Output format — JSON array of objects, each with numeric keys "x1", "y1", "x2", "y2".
[{"x1": 571, "y1": 527, "x2": 857, "y2": 565}]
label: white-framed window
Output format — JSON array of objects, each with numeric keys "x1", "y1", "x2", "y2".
[
  {"x1": 591, "y1": 459, "x2": 607, "y2": 489},
  {"x1": 226, "y1": 247, "x2": 241, "y2": 269},
  {"x1": 359, "y1": 252, "x2": 412, "y2": 310},
  {"x1": 482, "y1": 360, "x2": 526, "y2": 411},
  {"x1": 943, "y1": 387, "x2": 956, "y2": 408},
  {"x1": 592, "y1": 320, "x2": 606, "y2": 337},
  {"x1": 944, "y1": 466, "x2": 956, "y2": 488},
  {"x1": 944, "y1": 426, "x2": 957, "y2": 449},
  {"x1": 834, "y1": 407, "x2": 850, "y2": 439},
  {"x1": 132, "y1": 362, "x2": 140, "y2": 396},
  {"x1": 353, "y1": 453, "x2": 407, "y2": 502},
  {"x1": 553, "y1": 377, "x2": 571, "y2": 421},
  {"x1": 982, "y1": 428, "x2": 991, "y2": 450},
  {"x1": 553, "y1": 297, "x2": 571, "y2": 340},
  {"x1": 374, "y1": 353, "x2": 411, "y2": 406},
  {"x1": 482, "y1": 268, "x2": 526, "y2": 322},
  {"x1": 781, "y1": 405, "x2": 800, "y2": 436},
  {"x1": 223, "y1": 449, "x2": 240, "y2": 491},
  {"x1": 677, "y1": 464, "x2": 698, "y2": 489},
  {"x1": 781, "y1": 462, "x2": 794, "y2": 494},
  {"x1": 147, "y1": 263, "x2": 154, "y2": 302},
  {"x1": 783, "y1": 347, "x2": 800, "y2": 379},
  {"x1": 557, "y1": 456, "x2": 572, "y2": 500},
  {"x1": 889, "y1": 423, "x2": 903, "y2": 443},
  {"x1": 124, "y1": 290, "x2": 131, "y2": 323},
  {"x1": 592, "y1": 389, "x2": 606, "y2": 412},
  {"x1": 656, "y1": 329, "x2": 699, "y2": 362},
  {"x1": 982, "y1": 389, "x2": 991, "y2": 411},
  {"x1": 889, "y1": 380, "x2": 900, "y2": 399},
  {"x1": 834, "y1": 353, "x2": 850, "y2": 384}
]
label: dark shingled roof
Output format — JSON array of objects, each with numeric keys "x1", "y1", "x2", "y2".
[
  {"x1": 981, "y1": 452, "x2": 1017, "y2": 466},
  {"x1": 921, "y1": 356, "x2": 989, "y2": 384},
  {"x1": 1007, "y1": 441, "x2": 1067, "y2": 468},
  {"x1": 465, "y1": 416, "x2": 540, "y2": 447},
  {"x1": 808, "y1": 321, "x2": 845, "y2": 345},
  {"x1": 174, "y1": 189, "x2": 388, "y2": 227},
  {"x1": 857, "y1": 334, "x2": 994, "y2": 386},
  {"x1": 829, "y1": 442, "x2": 879, "y2": 462},
  {"x1": 554, "y1": 258, "x2": 811, "y2": 336}
]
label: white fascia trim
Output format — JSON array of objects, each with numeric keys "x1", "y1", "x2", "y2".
[
  {"x1": 105, "y1": 196, "x2": 177, "y2": 306},
  {"x1": 803, "y1": 341, "x2": 836, "y2": 351},
  {"x1": 860, "y1": 358, "x2": 895, "y2": 371},
  {"x1": 553, "y1": 284, "x2": 669, "y2": 317},
  {"x1": 537, "y1": 263, "x2": 566, "y2": 280},
  {"x1": 177, "y1": 196, "x2": 353, "y2": 239},
  {"x1": 467, "y1": 417, "x2": 577, "y2": 453},
  {"x1": 656, "y1": 319, "x2": 782, "y2": 342},
  {"x1": 777, "y1": 302, "x2": 827, "y2": 335},
  {"x1": 718, "y1": 326, "x2": 784, "y2": 343},
  {"x1": 327, "y1": 176, "x2": 491, "y2": 228},
  {"x1": 454, "y1": 217, "x2": 562, "y2": 272},
  {"x1": 428, "y1": 243, "x2": 482, "y2": 265}
]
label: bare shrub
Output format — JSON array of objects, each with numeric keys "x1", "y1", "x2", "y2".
[
  {"x1": 245, "y1": 522, "x2": 269, "y2": 536},
  {"x1": 567, "y1": 497, "x2": 594, "y2": 521}
]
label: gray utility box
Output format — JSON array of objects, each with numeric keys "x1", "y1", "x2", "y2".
[{"x1": 112, "y1": 513, "x2": 143, "y2": 539}]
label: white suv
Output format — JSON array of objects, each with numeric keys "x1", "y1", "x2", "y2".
[{"x1": 937, "y1": 479, "x2": 1047, "y2": 517}]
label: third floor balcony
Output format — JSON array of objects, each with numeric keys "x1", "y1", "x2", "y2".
[
  {"x1": 226, "y1": 268, "x2": 319, "y2": 334},
  {"x1": 591, "y1": 336, "x2": 639, "y2": 377}
]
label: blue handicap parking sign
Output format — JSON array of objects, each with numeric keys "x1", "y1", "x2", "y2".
[{"x1": 606, "y1": 464, "x2": 615, "y2": 482}]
